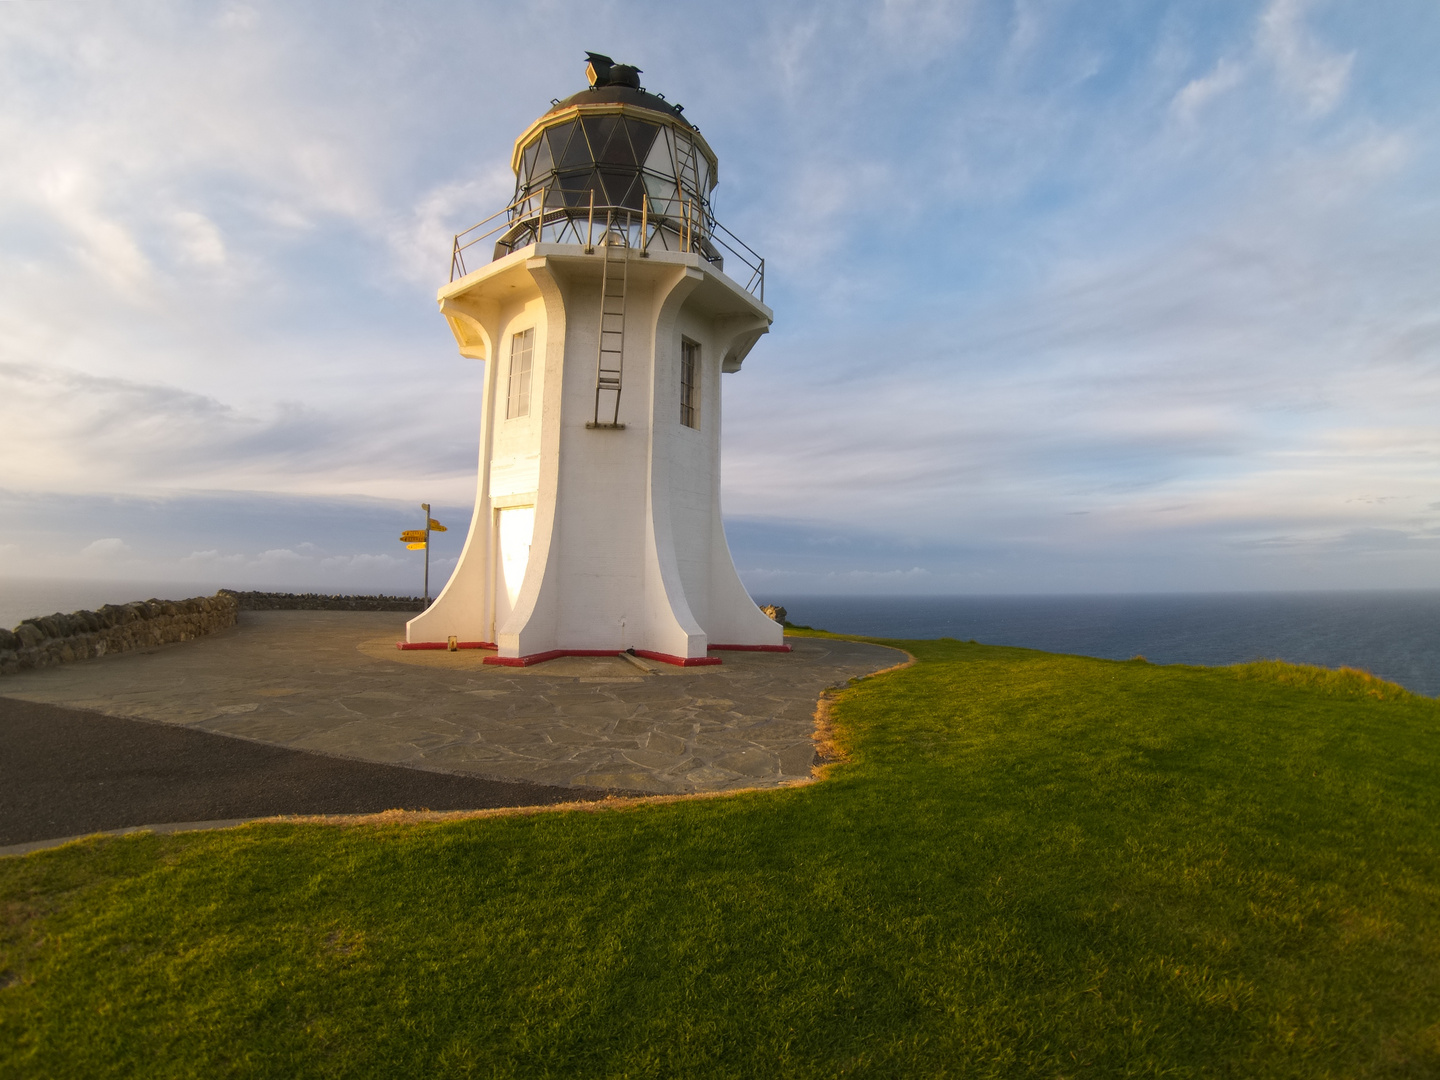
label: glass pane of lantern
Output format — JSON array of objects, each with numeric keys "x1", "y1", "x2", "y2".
[
  {"x1": 582, "y1": 115, "x2": 620, "y2": 161},
  {"x1": 530, "y1": 133, "x2": 554, "y2": 178},
  {"x1": 556, "y1": 170, "x2": 591, "y2": 205},
  {"x1": 584, "y1": 171, "x2": 607, "y2": 205},
  {"x1": 578, "y1": 115, "x2": 600, "y2": 155},
  {"x1": 623, "y1": 175, "x2": 645, "y2": 210},
  {"x1": 606, "y1": 124, "x2": 634, "y2": 165},
  {"x1": 645, "y1": 127, "x2": 677, "y2": 180},
  {"x1": 521, "y1": 140, "x2": 540, "y2": 181},
  {"x1": 599, "y1": 119, "x2": 635, "y2": 165},
  {"x1": 558, "y1": 123, "x2": 593, "y2": 168},
  {"x1": 544, "y1": 122, "x2": 574, "y2": 167},
  {"x1": 599, "y1": 169, "x2": 640, "y2": 208},
  {"x1": 643, "y1": 172, "x2": 680, "y2": 217},
  {"x1": 541, "y1": 123, "x2": 570, "y2": 157},
  {"x1": 625, "y1": 119, "x2": 658, "y2": 163}
]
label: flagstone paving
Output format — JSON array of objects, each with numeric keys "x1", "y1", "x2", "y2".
[{"x1": 0, "y1": 611, "x2": 905, "y2": 794}]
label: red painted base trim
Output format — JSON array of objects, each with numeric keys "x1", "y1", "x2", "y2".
[
  {"x1": 393, "y1": 642, "x2": 782, "y2": 662},
  {"x1": 396, "y1": 641, "x2": 496, "y2": 651},
  {"x1": 482, "y1": 649, "x2": 622, "y2": 667},
  {"x1": 632, "y1": 649, "x2": 723, "y2": 667},
  {"x1": 475, "y1": 648, "x2": 727, "y2": 668}
]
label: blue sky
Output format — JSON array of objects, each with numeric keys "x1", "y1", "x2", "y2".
[{"x1": 2, "y1": 0, "x2": 1438, "y2": 597}]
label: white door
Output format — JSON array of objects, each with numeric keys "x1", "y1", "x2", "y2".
[{"x1": 494, "y1": 506, "x2": 535, "y2": 637}]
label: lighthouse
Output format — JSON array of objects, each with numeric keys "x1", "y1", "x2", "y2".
[{"x1": 404, "y1": 54, "x2": 785, "y2": 665}]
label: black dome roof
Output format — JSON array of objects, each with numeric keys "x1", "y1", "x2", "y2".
[{"x1": 544, "y1": 85, "x2": 694, "y2": 129}]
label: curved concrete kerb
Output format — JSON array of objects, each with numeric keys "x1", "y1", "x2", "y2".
[
  {"x1": 809, "y1": 646, "x2": 917, "y2": 779},
  {"x1": 0, "y1": 785, "x2": 813, "y2": 858}
]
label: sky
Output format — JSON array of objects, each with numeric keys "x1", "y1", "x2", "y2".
[{"x1": 1, "y1": 0, "x2": 1438, "y2": 599}]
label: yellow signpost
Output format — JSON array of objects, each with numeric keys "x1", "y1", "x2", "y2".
[{"x1": 399, "y1": 503, "x2": 447, "y2": 605}]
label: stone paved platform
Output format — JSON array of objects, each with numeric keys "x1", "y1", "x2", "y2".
[{"x1": 0, "y1": 611, "x2": 904, "y2": 794}]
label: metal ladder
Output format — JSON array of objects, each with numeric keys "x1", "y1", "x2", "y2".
[
  {"x1": 674, "y1": 137, "x2": 701, "y2": 251},
  {"x1": 589, "y1": 216, "x2": 628, "y2": 429}
]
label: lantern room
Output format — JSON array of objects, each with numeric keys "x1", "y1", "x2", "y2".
[{"x1": 452, "y1": 54, "x2": 760, "y2": 294}]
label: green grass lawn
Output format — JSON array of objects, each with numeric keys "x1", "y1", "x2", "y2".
[{"x1": 3, "y1": 639, "x2": 1439, "y2": 1078}]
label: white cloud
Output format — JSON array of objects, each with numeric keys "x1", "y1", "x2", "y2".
[
  {"x1": 0, "y1": 360, "x2": 481, "y2": 502},
  {"x1": 36, "y1": 167, "x2": 154, "y2": 297},
  {"x1": 217, "y1": 5, "x2": 260, "y2": 32},
  {"x1": 80, "y1": 538, "x2": 130, "y2": 559},
  {"x1": 1168, "y1": 0, "x2": 1353, "y2": 132},
  {"x1": 867, "y1": 0, "x2": 972, "y2": 60},
  {"x1": 387, "y1": 168, "x2": 516, "y2": 285},
  {"x1": 1172, "y1": 58, "x2": 1245, "y2": 124},
  {"x1": 172, "y1": 210, "x2": 228, "y2": 267},
  {"x1": 1257, "y1": 0, "x2": 1354, "y2": 115}
]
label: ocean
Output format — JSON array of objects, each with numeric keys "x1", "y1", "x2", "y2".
[{"x1": 774, "y1": 592, "x2": 1440, "y2": 697}]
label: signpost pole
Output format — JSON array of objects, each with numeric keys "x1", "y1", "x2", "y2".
[{"x1": 421, "y1": 503, "x2": 431, "y2": 607}]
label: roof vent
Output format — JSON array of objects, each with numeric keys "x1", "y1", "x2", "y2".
[{"x1": 584, "y1": 51, "x2": 642, "y2": 90}]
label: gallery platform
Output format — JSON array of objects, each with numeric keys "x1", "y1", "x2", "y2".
[{"x1": 0, "y1": 611, "x2": 904, "y2": 795}]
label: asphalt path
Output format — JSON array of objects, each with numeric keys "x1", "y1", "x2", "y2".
[{"x1": 1, "y1": 695, "x2": 617, "y2": 848}]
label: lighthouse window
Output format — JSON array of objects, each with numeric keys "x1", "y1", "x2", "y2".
[
  {"x1": 680, "y1": 340, "x2": 699, "y2": 429},
  {"x1": 507, "y1": 328, "x2": 534, "y2": 419}
]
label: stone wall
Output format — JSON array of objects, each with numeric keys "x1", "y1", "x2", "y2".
[
  {"x1": 221, "y1": 590, "x2": 425, "y2": 612},
  {"x1": 0, "y1": 593, "x2": 239, "y2": 677}
]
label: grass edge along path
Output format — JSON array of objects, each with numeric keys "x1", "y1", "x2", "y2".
[{"x1": 2, "y1": 637, "x2": 1439, "y2": 1078}]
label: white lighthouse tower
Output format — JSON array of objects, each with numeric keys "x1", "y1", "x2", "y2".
[{"x1": 404, "y1": 54, "x2": 785, "y2": 666}]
